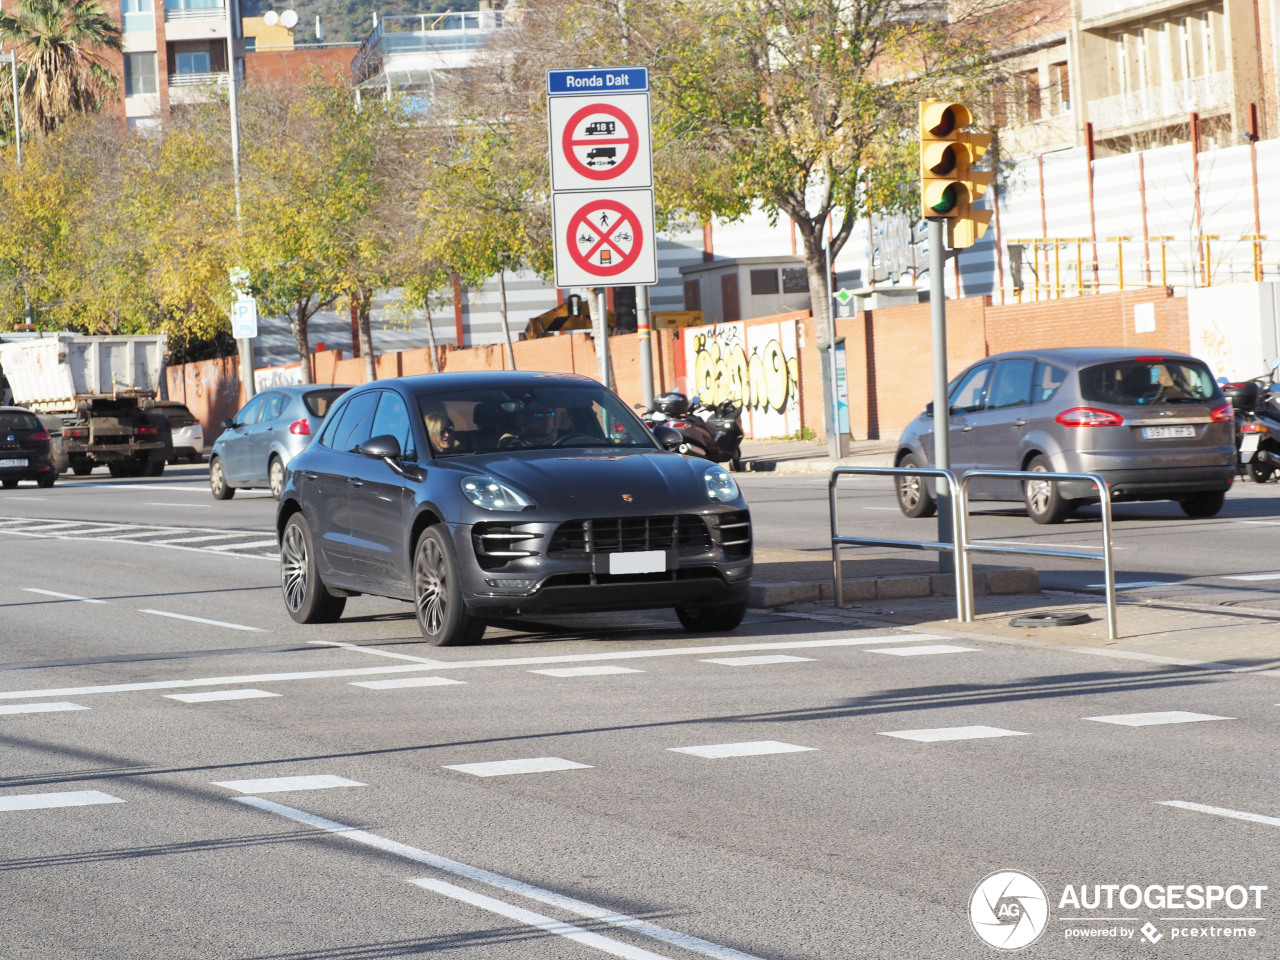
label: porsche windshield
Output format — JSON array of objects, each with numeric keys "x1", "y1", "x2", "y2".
[{"x1": 414, "y1": 385, "x2": 657, "y2": 456}]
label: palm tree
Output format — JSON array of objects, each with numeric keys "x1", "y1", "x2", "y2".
[{"x1": 0, "y1": 0, "x2": 122, "y2": 137}]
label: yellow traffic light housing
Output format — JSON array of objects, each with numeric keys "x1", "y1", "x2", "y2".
[{"x1": 919, "y1": 101, "x2": 993, "y2": 249}]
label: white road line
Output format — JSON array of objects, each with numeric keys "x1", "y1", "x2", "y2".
[
  {"x1": 699, "y1": 655, "x2": 816, "y2": 667},
  {"x1": 165, "y1": 689, "x2": 281, "y2": 703},
  {"x1": 1158, "y1": 800, "x2": 1280, "y2": 828},
  {"x1": 0, "y1": 634, "x2": 946, "y2": 701},
  {"x1": 213, "y1": 775, "x2": 366, "y2": 794},
  {"x1": 350, "y1": 677, "x2": 466, "y2": 690},
  {"x1": 146, "y1": 503, "x2": 213, "y2": 508},
  {"x1": 864, "y1": 645, "x2": 979, "y2": 656},
  {"x1": 862, "y1": 507, "x2": 901, "y2": 511},
  {"x1": 98, "y1": 529, "x2": 175, "y2": 540},
  {"x1": 151, "y1": 533, "x2": 246, "y2": 545},
  {"x1": 878, "y1": 726, "x2": 1031, "y2": 743},
  {"x1": 207, "y1": 540, "x2": 278, "y2": 551},
  {"x1": 307, "y1": 640, "x2": 447, "y2": 665},
  {"x1": 0, "y1": 790, "x2": 125, "y2": 812},
  {"x1": 411, "y1": 878, "x2": 672, "y2": 960},
  {"x1": 669, "y1": 741, "x2": 815, "y2": 759},
  {"x1": 235, "y1": 797, "x2": 769, "y2": 960},
  {"x1": 1085, "y1": 711, "x2": 1233, "y2": 726},
  {"x1": 139, "y1": 609, "x2": 264, "y2": 632},
  {"x1": 530, "y1": 666, "x2": 644, "y2": 677},
  {"x1": 445, "y1": 758, "x2": 592, "y2": 777},
  {"x1": 0, "y1": 701, "x2": 89, "y2": 715},
  {"x1": 1222, "y1": 573, "x2": 1280, "y2": 581},
  {"x1": 22, "y1": 588, "x2": 108, "y2": 604}
]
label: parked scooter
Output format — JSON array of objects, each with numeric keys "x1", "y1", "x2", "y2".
[
  {"x1": 639, "y1": 392, "x2": 746, "y2": 470},
  {"x1": 1223, "y1": 369, "x2": 1280, "y2": 482}
]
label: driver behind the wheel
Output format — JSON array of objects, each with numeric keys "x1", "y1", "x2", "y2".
[{"x1": 502, "y1": 402, "x2": 559, "y2": 446}]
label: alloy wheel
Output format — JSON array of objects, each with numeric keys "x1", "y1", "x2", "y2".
[
  {"x1": 281, "y1": 522, "x2": 309, "y2": 613},
  {"x1": 898, "y1": 474, "x2": 923, "y2": 510},
  {"x1": 415, "y1": 536, "x2": 447, "y2": 637},
  {"x1": 1026, "y1": 464, "x2": 1053, "y2": 515}
]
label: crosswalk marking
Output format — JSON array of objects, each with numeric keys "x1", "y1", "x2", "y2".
[
  {"x1": 865, "y1": 645, "x2": 978, "y2": 656},
  {"x1": 669, "y1": 741, "x2": 815, "y2": 759},
  {"x1": 213, "y1": 775, "x2": 366, "y2": 794},
  {"x1": 879, "y1": 726, "x2": 1031, "y2": 743},
  {"x1": 699, "y1": 655, "x2": 816, "y2": 666},
  {"x1": 0, "y1": 515, "x2": 278, "y2": 560},
  {"x1": 350, "y1": 677, "x2": 466, "y2": 689},
  {"x1": 0, "y1": 701, "x2": 89, "y2": 715},
  {"x1": 444, "y1": 758, "x2": 592, "y2": 777},
  {"x1": 22, "y1": 588, "x2": 107, "y2": 604},
  {"x1": 0, "y1": 790, "x2": 124, "y2": 811},
  {"x1": 1085, "y1": 711, "x2": 1233, "y2": 726},
  {"x1": 165, "y1": 690, "x2": 280, "y2": 703},
  {"x1": 530, "y1": 666, "x2": 644, "y2": 677},
  {"x1": 139, "y1": 609, "x2": 264, "y2": 632}
]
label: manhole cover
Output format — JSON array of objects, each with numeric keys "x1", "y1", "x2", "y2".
[{"x1": 1010, "y1": 612, "x2": 1092, "y2": 627}]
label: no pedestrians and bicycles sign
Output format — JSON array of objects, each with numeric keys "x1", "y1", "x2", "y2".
[{"x1": 547, "y1": 67, "x2": 656, "y2": 288}]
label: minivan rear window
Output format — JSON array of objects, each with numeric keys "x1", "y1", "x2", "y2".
[
  {"x1": 1079, "y1": 359, "x2": 1218, "y2": 405},
  {"x1": 304, "y1": 388, "x2": 350, "y2": 418}
]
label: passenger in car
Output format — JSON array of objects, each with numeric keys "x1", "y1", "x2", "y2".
[{"x1": 424, "y1": 410, "x2": 459, "y2": 454}]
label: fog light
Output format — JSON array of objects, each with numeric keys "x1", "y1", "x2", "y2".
[{"x1": 484, "y1": 578, "x2": 538, "y2": 590}]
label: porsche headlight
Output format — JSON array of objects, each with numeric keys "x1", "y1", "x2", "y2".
[
  {"x1": 461, "y1": 476, "x2": 534, "y2": 511},
  {"x1": 703, "y1": 464, "x2": 739, "y2": 502}
]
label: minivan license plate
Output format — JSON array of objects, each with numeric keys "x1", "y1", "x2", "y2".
[
  {"x1": 1141, "y1": 425, "x2": 1195, "y2": 439},
  {"x1": 608, "y1": 550, "x2": 666, "y2": 575},
  {"x1": 0, "y1": 458, "x2": 26, "y2": 468}
]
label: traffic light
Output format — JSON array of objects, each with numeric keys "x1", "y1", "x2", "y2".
[{"x1": 919, "y1": 101, "x2": 992, "y2": 249}]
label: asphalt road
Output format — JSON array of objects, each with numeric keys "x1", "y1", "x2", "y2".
[{"x1": 3, "y1": 467, "x2": 1280, "y2": 959}]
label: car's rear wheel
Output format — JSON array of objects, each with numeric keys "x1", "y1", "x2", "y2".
[
  {"x1": 1023, "y1": 455, "x2": 1074, "y2": 524},
  {"x1": 896, "y1": 454, "x2": 936, "y2": 518},
  {"x1": 1, "y1": 479, "x2": 17, "y2": 489},
  {"x1": 1178, "y1": 491, "x2": 1226, "y2": 518},
  {"x1": 676, "y1": 597, "x2": 748, "y2": 632},
  {"x1": 268, "y1": 456, "x2": 286, "y2": 499},
  {"x1": 210, "y1": 457, "x2": 235, "y2": 500},
  {"x1": 280, "y1": 513, "x2": 346, "y2": 623},
  {"x1": 413, "y1": 527, "x2": 486, "y2": 646},
  {"x1": 36, "y1": 473, "x2": 55, "y2": 489},
  {"x1": 146, "y1": 456, "x2": 165, "y2": 477}
]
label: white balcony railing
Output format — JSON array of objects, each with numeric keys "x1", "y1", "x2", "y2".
[
  {"x1": 168, "y1": 71, "x2": 229, "y2": 87},
  {"x1": 164, "y1": 6, "x2": 224, "y2": 20},
  {"x1": 1088, "y1": 70, "x2": 1230, "y2": 131}
]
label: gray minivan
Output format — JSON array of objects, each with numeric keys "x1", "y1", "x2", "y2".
[{"x1": 894, "y1": 347, "x2": 1235, "y2": 523}]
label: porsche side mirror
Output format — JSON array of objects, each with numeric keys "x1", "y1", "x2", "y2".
[
  {"x1": 652, "y1": 425, "x2": 683, "y2": 450},
  {"x1": 358, "y1": 434, "x2": 402, "y2": 461}
]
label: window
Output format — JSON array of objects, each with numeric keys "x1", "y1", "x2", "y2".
[
  {"x1": 949, "y1": 363, "x2": 993, "y2": 413},
  {"x1": 1032, "y1": 363, "x2": 1067, "y2": 404},
  {"x1": 1018, "y1": 70, "x2": 1041, "y2": 122},
  {"x1": 164, "y1": 0, "x2": 220, "y2": 9},
  {"x1": 782, "y1": 267, "x2": 808, "y2": 294},
  {"x1": 683, "y1": 279, "x2": 701, "y2": 311},
  {"x1": 123, "y1": 52, "x2": 157, "y2": 96},
  {"x1": 1136, "y1": 29, "x2": 1149, "y2": 87},
  {"x1": 1201, "y1": 11, "x2": 1216, "y2": 72},
  {"x1": 175, "y1": 50, "x2": 212, "y2": 74},
  {"x1": 1180, "y1": 17, "x2": 1194, "y2": 78},
  {"x1": 262, "y1": 393, "x2": 285, "y2": 423},
  {"x1": 749, "y1": 269, "x2": 779, "y2": 296},
  {"x1": 121, "y1": 0, "x2": 153, "y2": 31},
  {"x1": 987, "y1": 359, "x2": 1036, "y2": 410},
  {"x1": 1051, "y1": 62, "x2": 1070, "y2": 114},
  {"x1": 234, "y1": 394, "x2": 266, "y2": 426},
  {"x1": 303, "y1": 388, "x2": 350, "y2": 418},
  {"x1": 244, "y1": 36, "x2": 256, "y2": 51},
  {"x1": 327, "y1": 392, "x2": 379, "y2": 452},
  {"x1": 1113, "y1": 32, "x2": 1130, "y2": 93},
  {"x1": 371, "y1": 393, "x2": 416, "y2": 459}
]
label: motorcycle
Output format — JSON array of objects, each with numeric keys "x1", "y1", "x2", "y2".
[
  {"x1": 639, "y1": 392, "x2": 746, "y2": 471},
  {"x1": 1224, "y1": 371, "x2": 1280, "y2": 483}
]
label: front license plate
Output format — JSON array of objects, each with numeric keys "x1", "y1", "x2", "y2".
[
  {"x1": 1142, "y1": 425, "x2": 1196, "y2": 439},
  {"x1": 608, "y1": 550, "x2": 667, "y2": 575},
  {"x1": 1241, "y1": 434, "x2": 1261, "y2": 455},
  {"x1": 0, "y1": 458, "x2": 27, "y2": 468}
]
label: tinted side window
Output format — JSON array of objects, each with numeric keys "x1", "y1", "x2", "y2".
[
  {"x1": 317, "y1": 400, "x2": 349, "y2": 448},
  {"x1": 1032, "y1": 362, "x2": 1068, "y2": 404},
  {"x1": 236, "y1": 394, "x2": 266, "y2": 425},
  {"x1": 987, "y1": 358, "x2": 1036, "y2": 410},
  {"x1": 304, "y1": 388, "x2": 349, "y2": 418},
  {"x1": 949, "y1": 363, "x2": 992, "y2": 413},
  {"x1": 262, "y1": 393, "x2": 285, "y2": 422},
  {"x1": 330, "y1": 392, "x2": 379, "y2": 453},
  {"x1": 370, "y1": 392, "x2": 416, "y2": 459}
]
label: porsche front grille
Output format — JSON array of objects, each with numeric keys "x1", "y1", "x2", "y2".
[{"x1": 548, "y1": 516, "x2": 712, "y2": 558}]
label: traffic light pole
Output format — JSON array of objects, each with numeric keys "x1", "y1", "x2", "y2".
[{"x1": 928, "y1": 217, "x2": 952, "y2": 574}]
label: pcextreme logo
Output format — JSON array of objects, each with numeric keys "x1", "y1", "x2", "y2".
[{"x1": 971, "y1": 870, "x2": 1050, "y2": 950}]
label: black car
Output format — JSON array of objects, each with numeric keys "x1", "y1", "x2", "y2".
[
  {"x1": 275, "y1": 372, "x2": 753, "y2": 645},
  {"x1": 0, "y1": 406, "x2": 57, "y2": 489}
]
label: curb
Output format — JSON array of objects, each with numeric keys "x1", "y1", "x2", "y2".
[
  {"x1": 745, "y1": 457, "x2": 896, "y2": 475},
  {"x1": 748, "y1": 568, "x2": 1042, "y2": 608}
]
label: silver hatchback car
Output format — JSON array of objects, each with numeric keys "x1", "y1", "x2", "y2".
[{"x1": 895, "y1": 347, "x2": 1235, "y2": 523}]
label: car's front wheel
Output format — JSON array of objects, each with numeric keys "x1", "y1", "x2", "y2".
[
  {"x1": 413, "y1": 527, "x2": 486, "y2": 646},
  {"x1": 1023, "y1": 454, "x2": 1074, "y2": 524},
  {"x1": 896, "y1": 454, "x2": 936, "y2": 518},
  {"x1": 280, "y1": 513, "x2": 346, "y2": 623},
  {"x1": 675, "y1": 597, "x2": 748, "y2": 632},
  {"x1": 1179, "y1": 491, "x2": 1225, "y2": 518},
  {"x1": 210, "y1": 457, "x2": 235, "y2": 500}
]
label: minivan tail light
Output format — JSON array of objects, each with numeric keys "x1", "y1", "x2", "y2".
[
  {"x1": 1210, "y1": 402, "x2": 1234, "y2": 423},
  {"x1": 1055, "y1": 407, "x2": 1124, "y2": 427},
  {"x1": 288, "y1": 418, "x2": 311, "y2": 436}
]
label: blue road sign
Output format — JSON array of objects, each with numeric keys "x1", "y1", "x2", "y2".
[{"x1": 547, "y1": 67, "x2": 648, "y2": 97}]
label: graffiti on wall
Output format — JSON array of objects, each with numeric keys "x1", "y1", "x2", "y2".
[{"x1": 685, "y1": 320, "x2": 801, "y2": 439}]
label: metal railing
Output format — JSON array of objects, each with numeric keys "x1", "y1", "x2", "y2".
[
  {"x1": 957, "y1": 470, "x2": 1117, "y2": 640},
  {"x1": 829, "y1": 466, "x2": 966, "y2": 622},
  {"x1": 828, "y1": 466, "x2": 1119, "y2": 639}
]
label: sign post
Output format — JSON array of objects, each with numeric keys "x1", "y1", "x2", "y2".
[{"x1": 547, "y1": 67, "x2": 657, "y2": 390}]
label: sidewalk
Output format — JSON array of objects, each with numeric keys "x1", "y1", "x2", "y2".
[{"x1": 737, "y1": 438, "x2": 1280, "y2": 677}]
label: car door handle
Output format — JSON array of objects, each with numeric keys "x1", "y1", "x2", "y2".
[
  {"x1": 961, "y1": 425, "x2": 973, "y2": 432},
  {"x1": 1013, "y1": 419, "x2": 1028, "y2": 426},
  {"x1": 301, "y1": 471, "x2": 318, "y2": 480},
  {"x1": 347, "y1": 478, "x2": 363, "y2": 487}
]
